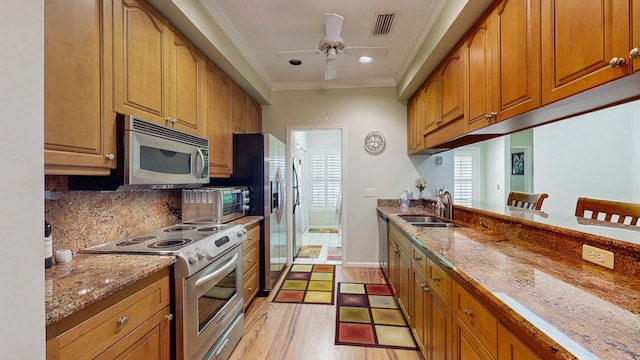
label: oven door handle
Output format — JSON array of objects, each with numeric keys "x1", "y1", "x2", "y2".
[{"x1": 194, "y1": 253, "x2": 239, "y2": 287}]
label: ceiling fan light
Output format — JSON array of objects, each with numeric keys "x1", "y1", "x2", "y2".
[
  {"x1": 358, "y1": 56, "x2": 373, "y2": 64},
  {"x1": 327, "y1": 47, "x2": 337, "y2": 60}
]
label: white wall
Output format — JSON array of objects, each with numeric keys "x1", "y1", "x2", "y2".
[
  {"x1": 0, "y1": 1, "x2": 45, "y2": 358},
  {"x1": 534, "y1": 101, "x2": 640, "y2": 215},
  {"x1": 263, "y1": 87, "x2": 438, "y2": 265}
]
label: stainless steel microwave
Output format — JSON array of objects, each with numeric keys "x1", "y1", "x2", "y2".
[{"x1": 69, "y1": 115, "x2": 209, "y2": 190}]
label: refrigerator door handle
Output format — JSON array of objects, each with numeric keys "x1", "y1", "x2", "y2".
[{"x1": 275, "y1": 167, "x2": 284, "y2": 223}]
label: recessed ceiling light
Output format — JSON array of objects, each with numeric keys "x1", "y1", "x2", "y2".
[
  {"x1": 289, "y1": 59, "x2": 302, "y2": 65},
  {"x1": 358, "y1": 56, "x2": 373, "y2": 64}
]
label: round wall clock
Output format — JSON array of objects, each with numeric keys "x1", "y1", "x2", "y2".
[{"x1": 364, "y1": 131, "x2": 386, "y2": 154}]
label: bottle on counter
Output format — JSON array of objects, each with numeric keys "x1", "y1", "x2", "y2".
[{"x1": 45, "y1": 220, "x2": 53, "y2": 269}]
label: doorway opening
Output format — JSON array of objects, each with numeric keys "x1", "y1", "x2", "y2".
[{"x1": 288, "y1": 127, "x2": 343, "y2": 266}]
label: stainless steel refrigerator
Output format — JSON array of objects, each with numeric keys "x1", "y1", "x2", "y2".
[{"x1": 221, "y1": 133, "x2": 287, "y2": 294}]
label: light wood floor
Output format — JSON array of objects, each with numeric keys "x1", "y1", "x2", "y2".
[{"x1": 229, "y1": 266, "x2": 423, "y2": 360}]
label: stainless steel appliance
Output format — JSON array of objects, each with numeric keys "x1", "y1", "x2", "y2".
[
  {"x1": 69, "y1": 115, "x2": 209, "y2": 191},
  {"x1": 182, "y1": 187, "x2": 250, "y2": 224},
  {"x1": 81, "y1": 223, "x2": 247, "y2": 360},
  {"x1": 210, "y1": 133, "x2": 287, "y2": 294},
  {"x1": 378, "y1": 209, "x2": 389, "y2": 279}
]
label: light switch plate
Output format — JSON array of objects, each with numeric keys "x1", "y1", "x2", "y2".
[
  {"x1": 582, "y1": 244, "x2": 614, "y2": 270},
  {"x1": 364, "y1": 188, "x2": 377, "y2": 197}
]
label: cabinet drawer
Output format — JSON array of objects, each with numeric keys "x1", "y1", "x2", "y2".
[
  {"x1": 245, "y1": 225, "x2": 260, "y2": 249},
  {"x1": 243, "y1": 266, "x2": 259, "y2": 309},
  {"x1": 389, "y1": 224, "x2": 410, "y2": 253},
  {"x1": 427, "y1": 258, "x2": 451, "y2": 303},
  {"x1": 452, "y1": 282, "x2": 497, "y2": 358},
  {"x1": 243, "y1": 241, "x2": 259, "y2": 276},
  {"x1": 412, "y1": 245, "x2": 427, "y2": 275},
  {"x1": 49, "y1": 274, "x2": 170, "y2": 360}
]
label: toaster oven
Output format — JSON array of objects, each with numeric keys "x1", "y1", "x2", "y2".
[{"x1": 182, "y1": 187, "x2": 250, "y2": 224}]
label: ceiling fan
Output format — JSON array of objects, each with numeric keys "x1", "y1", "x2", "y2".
[{"x1": 275, "y1": 13, "x2": 389, "y2": 80}]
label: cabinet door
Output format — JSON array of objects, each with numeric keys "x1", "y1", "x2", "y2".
[
  {"x1": 423, "y1": 75, "x2": 440, "y2": 136},
  {"x1": 431, "y1": 292, "x2": 451, "y2": 360},
  {"x1": 541, "y1": 0, "x2": 630, "y2": 105},
  {"x1": 247, "y1": 98, "x2": 262, "y2": 133},
  {"x1": 397, "y1": 246, "x2": 412, "y2": 322},
  {"x1": 440, "y1": 46, "x2": 465, "y2": 126},
  {"x1": 169, "y1": 33, "x2": 205, "y2": 136},
  {"x1": 407, "y1": 90, "x2": 424, "y2": 154},
  {"x1": 411, "y1": 266, "x2": 429, "y2": 356},
  {"x1": 465, "y1": 16, "x2": 494, "y2": 133},
  {"x1": 205, "y1": 61, "x2": 233, "y2": 177},
  {"x1": 498, "y1": 323, "x2": 541, "y2": 360},
  {"x1": 113, "y1": 0, "x2": 171, "y2": 124},
  {"x1": 492, "y1": 0, "x2": 541, "y2": 121},
  {"x1": 44, "y1": 0, "x2": 115, "y2": 175},
  {"x1": 231, "y1": 83, "x2": 248, "y2": 133},
  {"x1": 632, "y1": 0, "x2": 640, "y2": 73},
  {"x1": 388, "y1": 238, "x2": 399, "y2": 295}
]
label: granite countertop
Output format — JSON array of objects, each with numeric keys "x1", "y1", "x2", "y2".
[
  {"x1": 45, "y1": 254, "x2": 176, "y2": 325},
  {"x1": 45, "y1": 216, "x2": 263, "y2": 326},
  {"x1": 378, "y1": 206, "x2": 640, "y2": 360}
]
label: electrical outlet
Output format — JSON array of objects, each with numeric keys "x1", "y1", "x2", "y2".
[
  {"x1": 364, "y1": 188, "x2": 377, "y2": 197},
  {"x1": 582, "y1": 244, "x2": 614, "y2": 270}
]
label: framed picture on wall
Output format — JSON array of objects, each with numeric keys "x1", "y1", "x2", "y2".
[{"x1": 512, "y1": 152, "x2": 524, "y2": 175}]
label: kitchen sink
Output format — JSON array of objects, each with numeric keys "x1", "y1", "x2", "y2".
[{"x1": 398, "y1": 215, "x2": 459, "y2": 228}]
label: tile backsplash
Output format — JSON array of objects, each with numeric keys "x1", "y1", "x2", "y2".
[{"x1": 45, "y1": 176, "x2": 181, "y2": 253}]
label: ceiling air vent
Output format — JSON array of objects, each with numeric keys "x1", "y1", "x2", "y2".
[{"x1": 371, "y1": 12, "x2": 396, "y2": 36}]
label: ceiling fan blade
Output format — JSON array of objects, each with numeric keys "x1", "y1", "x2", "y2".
[
  {"x1": 325, "y1": 59, "x2": 337, "y2": 80},
  {"x1": 324, "y1": 13, "x2": 344, "y2": 42},
  {"x1": 275, "y1": 49, "x2": 322, "y2": 57},
  {"x1": 343, "y1": 47, "x2": 389, "y2": 58}
]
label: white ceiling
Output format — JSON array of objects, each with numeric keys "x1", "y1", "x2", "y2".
[{"x1": 198, "y1": 0, "x2": 446, "y2": 90}]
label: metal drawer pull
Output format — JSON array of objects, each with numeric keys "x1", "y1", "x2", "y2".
[
  {"x1": 247, "y1": 259, "x2": 253, "y2": 263},
  {"x1": 117, "y1": 317, "x2": 129, "y2": 326},
  {"x1": 463, "y1": 309, "x2": 474, "y2": 317},
  {"x1": 433, "y1": 275, "x2": 440, "y2": 282},
  {"x1": 414, "y1": 256, "x2": 422, "y2": 261},
  {"x1": 165, "y1": 314, "x2": 174, "y2": 322},
  {"x1": 248, "y1": 287, "x2": 253, "y2": 292}
]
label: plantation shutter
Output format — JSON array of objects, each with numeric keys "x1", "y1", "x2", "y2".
[
  {"x1": 453, "y1": 150, "x2": 475, "y2": 205},
  {"x1": 311, "y1": 152, "x2": 341, "y2": 210}
]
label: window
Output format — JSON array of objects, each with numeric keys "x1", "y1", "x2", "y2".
[
  {"x1": 310, "y1": 151, "x2": 341, "y2": 210},
  {"x1": 453, "y1": 148, "x2": 479, "y2": 205}
]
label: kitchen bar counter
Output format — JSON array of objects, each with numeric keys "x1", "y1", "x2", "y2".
[
  {"x1": 378, "y1": 205, "x2": 640, "y2": 359},
  {"x1": 45, "y1": 254, "x2": 175, "y2": 325}
]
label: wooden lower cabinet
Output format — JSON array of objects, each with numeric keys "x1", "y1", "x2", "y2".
[
  {"x1": 46, "y1": 269, "x2": 171, "y2": 360},
  {"x1": 388, "y1": 226, "x2": 544, "y2": 360},
  {"x1": 242, "y1": 223, "x2": 261, "y2": 308}
]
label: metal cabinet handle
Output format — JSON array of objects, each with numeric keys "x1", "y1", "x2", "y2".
[
  {"x1": 248, "y1": 287, "x2": 253, "y2": 292},
  {"x1": 484, "y1": 114, "x2": 492, "y2": 119},
  {"x1": 247, "y1": 259, "x2": 253, "y2": 263},
  {"x1": 117, "y1": 317, "x2": 129, "y2": 326},
  {"x1": 165, "y1": 313, "x2": 174, "y2": 322},
  {"x1": 630, "y1": 47, "x2": 640, "y2": 59},
  {"x1": 609, "y1": 57, "x2": 625, "y2": 68},
  {"x1": 414, "y1": 256, "x2": 422, "y2": 261},
  {"x1": 105, "y1": 153, "x2": 115, "y2": 160},
  {"x1": 433, "y1": 275, "x2": 440, "y2": 282},
  {"x1": 463, "y1": 309, "x2": 474, "y2": 317}
]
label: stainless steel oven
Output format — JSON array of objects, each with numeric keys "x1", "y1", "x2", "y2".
[
  {"x1": 176, "y1": 243, "x2": 244, "y2": 360},
  {"x1": 80, "y1": 223, "x2": 247, "y2": 360}
]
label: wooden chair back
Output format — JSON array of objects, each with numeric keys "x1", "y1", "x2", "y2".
[
  {"x1": 507, "y1": 191, "x2": 549, "y2": 210},
  {"x1": 575, "y1": 197, "x2": 640, "y2": 225}
]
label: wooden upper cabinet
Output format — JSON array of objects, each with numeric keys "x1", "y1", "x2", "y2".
[
  {"x1": 247, "y1": 98, "x2": 262, "y2": 134},
  {"x1": 466, "y1": 0, "x2": 541, "y2": 133},
  {"x1": 541, "y1": 0, "x2": 630, "y2": 105},
  {"x1": 492, "y1": 0, "x2": 540, "y2": 120},
  {"x1": 113, "y1": 0, "x2": 204, "y2": 136},
  {"x1": 44, "y1": 0, "x2": 115, "y2": 175},
  {"x1": 423, "y1": 75, "x2": 440, "y2": 136},
  {"x1": 439, "y1": 46, "x2": 465, "y2": 126},
  {"x1": 632, "y1": 0, "x2": 640, "y2": 73},
  {"x1": 205, "y1": 61, "x2": 233, "y2": 178},
  {"x1": 113, "y1": 0, "x2": 170, "y2": 123},
  {"x1": 407, "y1": 88, "x2": 425, "y2": 154},
  {"x1": 465, "y1": 15, "x2": 494, "y2": 133},
  {"x1": 169, "y1": 33, "x2": 206, "y2": 137},
  {"x1": 231, "y1": 83, "x2": 248, "y2": 133}
]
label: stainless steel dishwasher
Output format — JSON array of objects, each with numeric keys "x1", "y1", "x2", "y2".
[{"x1": 377, "y1": 209, "x2": 389, "y2": 279}]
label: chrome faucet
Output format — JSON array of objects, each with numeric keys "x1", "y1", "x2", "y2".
[{"x1": 437, "y1": 187, "x2": 453, "y2": 221}]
